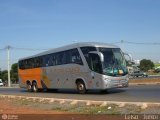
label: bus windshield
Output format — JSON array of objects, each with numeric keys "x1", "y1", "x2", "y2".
[{"x1": 99, "y1": 48, "x2": 128, "y2": 76}]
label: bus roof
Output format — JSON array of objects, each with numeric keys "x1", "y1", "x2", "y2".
[{"x1": 19, "y1": 42, "x2": 119, "y2": 61}]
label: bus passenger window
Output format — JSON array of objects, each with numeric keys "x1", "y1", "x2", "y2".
[
  {"x1": 42, "y1": 55, "x2": 50, "y2": 67},
  {"x1": 70, "y1": 49, "x2": 83, "y2": 65},
  {"x1": 56, "y1": 52, "x2": 66, "y2": 65}
]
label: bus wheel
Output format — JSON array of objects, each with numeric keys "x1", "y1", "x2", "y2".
[
  {"x1": 100, "y1": 90, "x2": 108, "y2": 94},
  {"x1": 47, "y1": 89, "x2": 58, "y2": 93},
  {"x1": 76, "y1": 81, "x2": 86, "y2": 94},
  {"x1": 26, "y1": 83, "x2": 32, "y2": 92},
  {"x1": 32, "y1": 82, "x2": 38, "y2": 92}
]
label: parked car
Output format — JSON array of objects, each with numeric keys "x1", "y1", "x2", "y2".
[
  {"x1": 129, "y1": 70, "x2": 148, "y2": 78},
  {"x1": 0, "y1": 80, "x2": 4, "y2": 86},
  {"x1": 154, "y1": 68, "x2": 160, "y2": 73}
]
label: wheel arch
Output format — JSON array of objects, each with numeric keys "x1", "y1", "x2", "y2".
[
  {"x1": 32, "y1": 80, "x2": 38, "y2": 85},
  {"x1": 31, "y1": 80, "x2": 39, "y2": 88},
  {"x1": 26, "y1": 80, "x2": 31, "y2": 85},
  {"x1": 75, "y1": 78, "x2": 88, "y2": 89}
]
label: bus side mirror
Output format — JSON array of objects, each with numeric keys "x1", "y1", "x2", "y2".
[
  {"x1": 89, "y1": 51, "x2": 104, "y2": 62},
  {"x1": 123, "y1": 52, "x2": 134, "y2": 65},
  {"x1": 88, "y1": 52, "x2": 103, "y2": 74},
  {"x1": 99, "y1": 52, "x2": 104, "y2": 62}
]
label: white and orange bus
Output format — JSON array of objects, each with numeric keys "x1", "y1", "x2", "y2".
[{"x1": 18, "y1": 42, "x2": 129, "y2": 94}]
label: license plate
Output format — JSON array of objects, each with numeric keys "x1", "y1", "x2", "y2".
[{"x1": 118, "y1": 84, "x2": 123, "y2": 87}]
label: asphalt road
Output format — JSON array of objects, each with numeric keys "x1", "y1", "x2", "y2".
[
  {"x1": 0, "y1": 85, "x2": 160, "y2": 103},
  {"x1": 130, "y1": 75, "x2": 160, "y2": 79}
]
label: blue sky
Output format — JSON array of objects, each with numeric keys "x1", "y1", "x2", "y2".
[{"x1": 0, "y1": 0, "x2": 160, "y2": 70}]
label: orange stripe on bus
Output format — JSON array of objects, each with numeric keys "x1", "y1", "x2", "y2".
[{"x1": 18, "y1": 68, "x2": 43, "y2": 88}]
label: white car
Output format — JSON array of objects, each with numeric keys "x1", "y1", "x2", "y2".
[{"x1": 0, "y1": 80, "x2": 4, "y2": 86}]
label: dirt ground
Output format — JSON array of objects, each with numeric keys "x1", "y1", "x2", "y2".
[
  {"x1": 0, "y1": 99, "x2": 67, "y2": 114},
  {"x1": 0, "y1": 99, "x2": 98, "y2": 120},
  {"x1": 0, "y1": 99, "x2": 123, "y2": 120}
]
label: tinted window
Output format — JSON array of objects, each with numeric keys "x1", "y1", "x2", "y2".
[
  {"x1": 50, "y1": 54, "x2": 57, "y2": 66},
  {"x1": 69, "y1": 49, "x2": 83, "y2": 65},
  {"x1": 42, "y1": 52, "x2": 66, "y2": 66},
  {"x1": 80, "y1": 47, "x2": 97, "y2": 65},
  {"x1": 29, "y1": 58, "x2": 35, "y2": 69},
  {"x1": 56, "y1": 51, "x2": 66, "y2": 65},
  {"x1": 19, "y1": 48, "x2": 83, "y2": 69},
  {"x1": 81, "y1": 47, "x2": 97, "y2": 57},
  {"x1": 88, "y1": 53, "x2": 102, "y2": 74},
  {"x1": 19, "y1": 60, "x2": 24, "y2": 69},
  {"x1": 19, "y1": 57, "x2": 42, "y2": 69},
  {"x1": 34, "y1": 57, "x2": 42, "y2": 68},
  {"x1": 26, "y1": 59, "x2": 29, "y2": 69},
  {"x1": 42, "y1": 54, "x2": 56, "y2": 67}
]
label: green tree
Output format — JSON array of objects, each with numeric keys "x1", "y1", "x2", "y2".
[
  {"x1": 11, "y1": 73, "x2": 18, "y2": 83},
  {"x1": 1, "y1": 70, "x2": 8, "y2": 82},
  {"x1": 11, "y1": 63, "x2": 18, "y2": 83},
  {"x1": 140, "y1": 59, "x2": 154, "y2": 72},
  {"x1": 0, "y1": 69, "x2": 2, "y2": 79},
  {"x1": 11, "y1": 63, "x2": 18, "y2": 73},
  {"x1": 0, "y1": 63, "x2": 18, "y2": 84}
]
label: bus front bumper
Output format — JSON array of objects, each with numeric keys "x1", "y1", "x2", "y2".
[{"x1": 103, "y1": 77, "x2": 129, "y2": 89}]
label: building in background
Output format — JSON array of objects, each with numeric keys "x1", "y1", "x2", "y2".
[{"x1": 134, "y1": 60, "x2": 140, "y2": 65}]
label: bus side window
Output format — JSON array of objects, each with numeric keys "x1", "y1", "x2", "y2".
[
  {"x1": 34, "y1": 57, "x2": 38, "y2": 68},
  {"x1": 56, "y1": 52, "x2": 66, "y2": 65},
  {"x1": 80, "y1": 47, "x2": 97, "y2": 66},
  {"x1": 19, "y1": 60, "x2": 24, "y2": 69},
  {"x1": 51, "y1": 54, "x2": 56, "y2": 66},
  {"x1": 42, "y1": 55, "x2": 50, "y2": 67},
  {"x1": 25, "y1": 59, "x2": 29, "y2": 69},
  {"x1": 48, "y1": 55, "x2": 53, "y2": 66},
  {"x1": 70, "y1": 49, "x2": 83, "y2": 65},
  {"x1": 34, "y1": 57, "x2": 43, "y2": 68},
  {"x1": 39, "y1": 57, "x2": 43, "y2": 67},
  {"x1": 30, "y1": 58, "x2": 34, "y2": 68}
]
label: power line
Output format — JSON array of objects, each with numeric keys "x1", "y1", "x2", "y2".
[
  {"x1": 12, "y1": 47, "x2": 50, "y2": 51},
  {"x1": 0, "y1": 48, "x2": 6, "y2": 51},
  {"x1": 110, "y1": 41, "x2": 121, "y2": 44},
  {"x1": 116, "y1": 40, "x2": 160, "y2": 45},
  {"x1": 0, "y1": 46, "x2": 51, "y2": 51},
  {"x1": 1, "y1": 41, "x2": 160, "y2": 51}
]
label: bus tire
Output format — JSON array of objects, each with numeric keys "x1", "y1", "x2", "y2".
[
  {"x1": 38, "y1": 88, "x2": 43, "y2": 92},
  {"x1": 47, "y1": 89, "x2": 58, "y2": 93},
  {"x1": 32, "y1": 82, "x2": 38, "y2": 92},
  {"x1": 100, "y1": 89, "x2": 108, "y2": 94},
  {"x1": 76, "y1": 81, "x2": 86, "y2": 94},
  {"x1": 26, "y1": 83, "x2": 32, "y2": 92}
]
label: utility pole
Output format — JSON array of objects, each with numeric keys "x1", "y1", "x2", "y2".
[
  {"x1": 7, "y1": 45, "x2": 11, "y2": 87},
  {"x1": 0, "y1": 68, "x2": 1, "y2": 78},
  {"x1": 121, "y1": 40, "x2": 124, "y2": 52}
]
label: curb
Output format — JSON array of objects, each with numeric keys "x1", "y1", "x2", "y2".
[
  {"x1": 0, "y1": 87, "x2": 19, "y2": 88},
  {"x1": 0, "y1": 94, "x2": 160, "y2": 109}
]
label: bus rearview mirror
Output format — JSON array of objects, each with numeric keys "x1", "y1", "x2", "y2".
[{"x1": 88, "y1": 51, "x2": 104, "y2": 62}]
